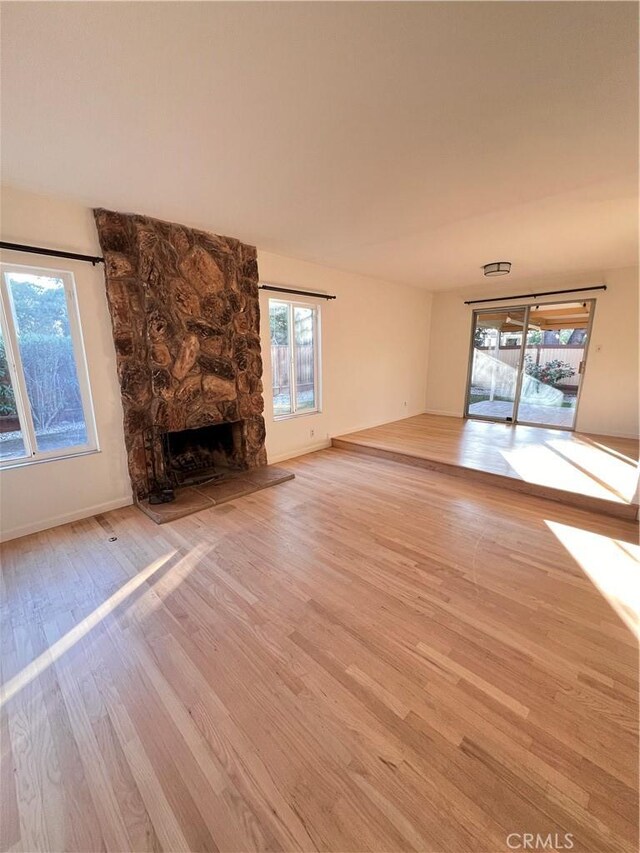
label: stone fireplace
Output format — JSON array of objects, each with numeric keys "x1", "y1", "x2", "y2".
[{"x1": 94, "y1": 209, "x2": 291, "y2": 519}]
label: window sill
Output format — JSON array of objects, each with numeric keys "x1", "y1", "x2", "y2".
[
  {"x1": 273, "y1": 409, "x2": 321, "y2": 422},
  {"x1": 0, "y1": 447, "x2": 100, "y2": 472}
]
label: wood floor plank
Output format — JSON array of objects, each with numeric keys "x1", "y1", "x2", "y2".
[
  {"x1": 1, "y1": 447, "x2": 637, "y2": 852},
  {"x1": 333, "y1": 413, "x2": 639, "y2": 518},
  {"x1": 39, "y1": 615, "x2": 134, "y2": 853}
]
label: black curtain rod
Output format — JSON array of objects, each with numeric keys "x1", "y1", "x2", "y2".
[
  {"x1": 259, "y1": 284, "x2": 336, "y2": 300},
  {"x1": 465, "y1": 284, "x2": 606, "y2": 306},
  {"x1": 0, "y1": 241, "x2": 105, "y2": 266}
]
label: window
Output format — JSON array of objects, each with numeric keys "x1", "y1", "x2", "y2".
[
  {"x1": 269, "y1": 298, "x2": 320, "y2": 418},
  {"x1": 0, "y1": 263, "x2": 97, "y2": 466}
]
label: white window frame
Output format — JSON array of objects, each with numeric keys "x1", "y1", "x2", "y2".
[
  {"x1": 269, "y1": 297, "x2": 321, "y2": 420},
  {"x1": 0, "y1": 262, "x2": 98, "y2": 468}
]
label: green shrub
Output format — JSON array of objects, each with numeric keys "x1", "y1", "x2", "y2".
[
  {"x1": 19, "y1": 333, "x2": 82, "y2": 429},
  {"x1": 524, "y1": 355, "x2": 575, "y2": 388},
  {"x1": 0, "y1": 336, "x2": 17, "y2": 417}
]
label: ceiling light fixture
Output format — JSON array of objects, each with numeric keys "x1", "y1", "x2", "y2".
[{"x1": 483, "y1": 261, "x2": 511, "y2": 277}]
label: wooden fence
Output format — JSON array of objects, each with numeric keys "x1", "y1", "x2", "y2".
[
  {"x1": 477, "y1": 345, "x2": 584, "y2": 387},
  {"x1": 271, "y1": 344, "x2": 315, "y2": 394}
]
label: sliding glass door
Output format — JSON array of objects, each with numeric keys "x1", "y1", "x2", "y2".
[
  {"x1": 515, "y1": 301, "x2": 594, "y2": 429},
  {"x1": 466, "y1": 308, "x2": 527, "y2": 423},
  {"x1": 465, "y1": 300, "x2": 595, "y2": 430}
]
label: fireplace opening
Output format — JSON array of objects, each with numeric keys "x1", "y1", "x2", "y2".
[{"x1": 162, "y1": 421, "x2": 245, "y2": 488}]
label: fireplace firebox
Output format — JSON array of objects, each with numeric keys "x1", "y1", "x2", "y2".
[{"x1": 162, "y1": 421, "x2": 245, "y2": 488}]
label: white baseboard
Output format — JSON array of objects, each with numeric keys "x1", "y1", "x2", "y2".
[
  {"x1": 423, "y1": 408, "x2": 463, "y2": 418},
  {"x1": 267, "y1": 439, "x2": 332, "y2": 464},
  {"x1": 0, "y1": 495, "x2": 134, "y2": 543}
]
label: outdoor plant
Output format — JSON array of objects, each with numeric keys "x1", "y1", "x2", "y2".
[
  {"x1": 19, "y1": 333, "x2": 82, "y2": 429},
  {"x1": 0, "y1": 281, "x2": 83, "y2": 428},
  {"x1": 474, "y1": 327, "x2": 491, "y2": 348},
  {"x1": 0, "y1": 337, "x2": 18, "y2": 417},
  {"x1": 524, "y1": 354, "x2": 575, "y2": 388}
]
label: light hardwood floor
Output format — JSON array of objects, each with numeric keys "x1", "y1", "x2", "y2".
[
  {"x1": 333, "y1": 414, "x2": 640, "y2": 519},
  {"x1": 1, "y1": 448, "x2": 638, "y2": 852}
]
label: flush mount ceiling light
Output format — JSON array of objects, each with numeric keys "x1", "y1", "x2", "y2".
[{"x1": 483, "y1": 261, "x2": 511, "y2": 277}]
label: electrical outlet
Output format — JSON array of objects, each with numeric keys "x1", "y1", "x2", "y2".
[
  {"x1": 310, "y1": 428, "x2": 315, "y2": 438},
  {"x1": 403, "y1": 400, "x2": 408, "y2": 407}
]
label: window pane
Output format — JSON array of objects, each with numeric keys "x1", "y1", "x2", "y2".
[
  {"x1": 294, "y1": 306, "x2": 316, "y2": 411},
  {"x1": 0, "y1": 326, "x2": 27, "y2": 461},
  {"x1": 269, "y1": 301, "x2": 292, "y2": 416},
  {"x1": 6, "y1": 273, "x2": 88, "y2": 452}
]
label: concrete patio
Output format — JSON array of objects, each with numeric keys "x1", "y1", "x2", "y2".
[{"x1": 468, "y1": 399, "x2": 576, "y2": 427}]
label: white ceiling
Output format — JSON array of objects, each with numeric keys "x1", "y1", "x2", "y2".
[{"x1": 1, "y1": 1, "x2": 637, "y2": 290}]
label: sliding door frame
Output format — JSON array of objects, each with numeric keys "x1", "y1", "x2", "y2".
[
  {"x1": 463, "y1": 304, "x2": 530, "y2": 426},
  {"x1": 464, "y1": 298, "x2": 597, "y2": 431},
  {"x1": 514, "y1": 298, "x2": 596, "y2": 431}
]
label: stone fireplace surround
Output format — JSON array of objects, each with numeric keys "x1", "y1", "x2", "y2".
[{"x1": 94, "y1": 208, "x2": 292, "y2": 520}]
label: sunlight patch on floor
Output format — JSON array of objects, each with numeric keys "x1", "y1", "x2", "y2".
[
  {"x1": 0, "y1": 550, "x2": 177, "y2": 708},
  {"x1": 546, "y1": 520, "x2": 640, "y2": 639},
  {"x1": 500, "y1": 444, "x2": 627, "y2": 502},
  {"x1": 136, "y1": 542, "x2": 212, "y2": 617},
  {"x1": 548, "y1": 438, "x2": 639, "y2": 502},
  {"x1": 586, "y1": 440, "x2": 637, "y2": 466}
]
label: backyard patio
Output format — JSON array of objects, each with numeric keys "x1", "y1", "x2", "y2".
[
  {"x1": 467, "y1": 333, "x2": 585, "y2": 429},
  {"x1": 468, "y1": 398, "x2": 576, "y2": 427}
]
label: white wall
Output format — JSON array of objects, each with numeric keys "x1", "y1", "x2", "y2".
[
  {"x1": 0, "y1": 186, "x2": 432, "y2": 539},
  {"x1": 425, "y1": 267, "x2": 639, "y2": 437},
  {"x1": 2, "y1": 184, "x2": 634, "y2": 544},
  {"x1": 0, "y1": 186, "x2": 132, "y2": 541},
  {"x1": 258, "y1": 251, "x2": 432, "y2": 462}
]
